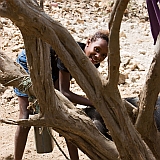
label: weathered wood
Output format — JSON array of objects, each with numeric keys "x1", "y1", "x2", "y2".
[
  {"x1": 135, "y1": 34, "x2": 160, "y2": 159},
  {"x1": 0, "y1": 0, "x2": 160, "y2": 159},
  {"x1": 0, "y1": 50, "x2": 119, "y2": 160}
]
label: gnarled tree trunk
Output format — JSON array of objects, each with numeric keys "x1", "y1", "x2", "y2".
[{"x1": 0, "y1": 0, "x2": 160, "y2": 159}]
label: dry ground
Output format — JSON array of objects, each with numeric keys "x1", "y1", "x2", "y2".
[{"x1": 0, "y1": 0, "x2": 156, "y2": 159}]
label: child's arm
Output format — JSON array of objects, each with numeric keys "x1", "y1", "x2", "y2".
[{"x1": 59, "y1": 70, "x2": 93, "y2": 106}]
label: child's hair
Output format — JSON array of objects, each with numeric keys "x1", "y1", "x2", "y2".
[{"x1": 90, "y1": 30, "x2": 109, "y2": 43}]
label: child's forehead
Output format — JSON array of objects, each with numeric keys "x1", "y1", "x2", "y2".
[{"x1": 92, "y1": 38, "x2": 108, "y2": 46}]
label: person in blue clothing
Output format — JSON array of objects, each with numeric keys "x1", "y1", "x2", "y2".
[
  {"x1": 14, "y1": 48, "x2": 59, "y2": 160},
  {"x1": 14, "y1": 30, "x2": 109, "y2": 160},
  {"x1": 57, "y1": 30, "x2": 110, "y2": 160},
  {"x1": 13, "y1": 49, "x2": 32, "y2": 160}
]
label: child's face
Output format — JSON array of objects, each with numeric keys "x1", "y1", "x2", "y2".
[{"x1": 85, "y1": 38, "x2": 108, "y2": 64}]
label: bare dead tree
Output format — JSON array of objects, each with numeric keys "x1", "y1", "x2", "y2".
[{"x1": 0, "y1": 0, "x2": 160, "y2": 159}]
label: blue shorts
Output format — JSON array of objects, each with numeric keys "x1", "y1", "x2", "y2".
[
  {"x1": 14, "y1": 49, "x2": 59, "y2": 97},
  {"x1": 14, "y1": 50, "x2": 29, "y2": 97},
  {"x1": 14, "y1": 87, "x2": 28, "y2": 97}
]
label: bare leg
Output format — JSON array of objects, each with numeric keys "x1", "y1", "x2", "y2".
[
  {"x1": 14, "y1": 96, "x2": 30, "y2": 160},
  {"x1": 66, "y1": 139, "x2": 79, "y2": 160}
]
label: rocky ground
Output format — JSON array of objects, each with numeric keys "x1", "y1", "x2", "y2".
[{"x1": 0, "y1": 0, "x2": 156, "y2": 159}]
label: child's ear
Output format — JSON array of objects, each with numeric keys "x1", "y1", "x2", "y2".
[{"x1": 86, "y1": 38, "x2": 91, "y2": 46}]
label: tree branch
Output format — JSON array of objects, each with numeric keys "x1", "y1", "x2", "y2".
[
  {"x1": 135, "y1": 33, "x2": 160, "y2": 159},
  {"x1": 0, "y1": 0, "x2": 158, "y2": 159},
  {"x1": 0, "y1": 50, "x2": 119, "y2": 159}
]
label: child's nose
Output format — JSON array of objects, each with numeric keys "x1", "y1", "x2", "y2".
[{"x1": 95, "y1": 53, "x2": 101, "y2": 60}]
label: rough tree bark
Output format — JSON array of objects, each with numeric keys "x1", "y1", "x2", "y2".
[
  {"x1": 0, "y1": 0, "x2": 160, "y2": 159},
  {"x1": 0, "y1": 50, "x2": 118, "y2": 160},
  {"x1": 135, "y1": 34, "x2": 160, "y2": 159}
]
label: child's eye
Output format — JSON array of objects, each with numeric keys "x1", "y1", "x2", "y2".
[
  {"x1": 102, "y1": 54, "x2": 107, "y2": 58},
  {"x1": 94, "y1": 47, "x2": 100, "y2": 52}
]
